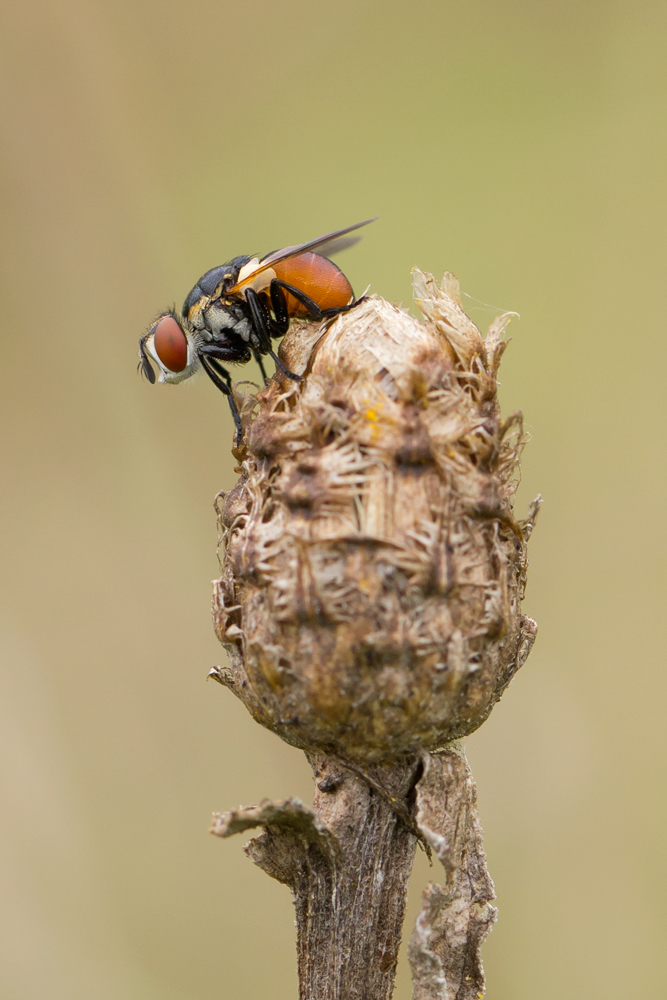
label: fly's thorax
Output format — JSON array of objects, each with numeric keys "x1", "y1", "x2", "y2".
[
  {"x1": 182, "y1": 256, "x2": 250, "y2": 318},
  {"x1": 193, "y1": 258, "x2": 247, "y2": 298},
  {"x1": 182, "y1": 255, "x2": 273, "y2": 347},
  {"x1": 201, "y1": 299, "x2": 253, "y2": 343}
]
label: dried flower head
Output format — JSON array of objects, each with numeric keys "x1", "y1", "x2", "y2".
[{"x1": 212, "y1": 269, "x2": 538, "y2": 764}]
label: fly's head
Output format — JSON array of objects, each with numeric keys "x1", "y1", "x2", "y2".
[{"x1": 139, "y1": 308, "x2": 201, "y2": 385}]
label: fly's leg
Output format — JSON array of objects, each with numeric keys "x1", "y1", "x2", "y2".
[
  {"x1": 268, "y1": 281, "x2": 291, "y2": 333},
  {"x1": 254, "y1": 352, "x2": 269, "y2": 383},
  {"x1": 245, "y1": 288, "x2": 301, "y2": 382},
  {"x1": 199, "y1": 354, "x2": 244, "y2": 444},
  {"x1": 270, "y1": 280, "x2": 366, "y2": 322}
]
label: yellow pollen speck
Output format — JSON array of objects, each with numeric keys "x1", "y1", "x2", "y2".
[{"x1": 366, "y1": 408, "x2": 378, "y2": 422}]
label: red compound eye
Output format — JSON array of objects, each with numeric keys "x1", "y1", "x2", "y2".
[{"x1": 153, "y1": 316, "x2": 188, "y2": 372}]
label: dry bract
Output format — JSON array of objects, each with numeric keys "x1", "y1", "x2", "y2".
[{"x1": 212, "y1": 269, "x2": 538, "y2": 763}]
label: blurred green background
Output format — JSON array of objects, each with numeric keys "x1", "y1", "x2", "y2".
[{"x1": 1, "y1": 0, "x2": 666, "y2": 997}]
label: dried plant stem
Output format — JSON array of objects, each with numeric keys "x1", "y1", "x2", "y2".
[
  {"x1": 212, "y1": 755, "x2": 417, "y2": 1000},
  {"x1": 211, "y1": 745, "x2": 496, "y2": 1000},
  {"x1": 289, "y1": 757, "x2": 416, "y2": 1000}
]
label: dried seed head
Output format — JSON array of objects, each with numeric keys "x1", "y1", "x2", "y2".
[{"x1": 213, "y1": 269, "x2": 538, "y2": 764}]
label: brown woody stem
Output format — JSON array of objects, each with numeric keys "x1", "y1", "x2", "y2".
[{"x1": 211, "y1": 745, "x2": 496, "y2": 1000}]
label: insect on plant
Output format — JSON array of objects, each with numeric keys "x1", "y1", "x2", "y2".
[{"x1": 139, "y1": 218, "x2": 377, "y2": 442}]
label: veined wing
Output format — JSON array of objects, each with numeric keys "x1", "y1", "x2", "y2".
[{"x1": 226, "y1": 217, "x2": 378, "y2": 295}]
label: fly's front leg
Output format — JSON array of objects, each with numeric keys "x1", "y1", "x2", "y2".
[
  {"x1": 199, "y1": 354, "x2": 244, "y2": 444},
  {"x1": 235, "y1": 296, "x2": 269, "y2": 382},
  {"x1": 244, "y1": 289, "x2": 273, "y2": 356},
  {"x1": 254, "y1": 353, "x2": 269, "y2": 383}
]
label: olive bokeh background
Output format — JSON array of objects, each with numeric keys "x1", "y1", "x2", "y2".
[{"x1": 2, "y1": 1, "x2": 666, "y2": 997}]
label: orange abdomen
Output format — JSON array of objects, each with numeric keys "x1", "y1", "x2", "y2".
[{"x1": 271, "y1": 252, "x2": 354, "y2": 317}]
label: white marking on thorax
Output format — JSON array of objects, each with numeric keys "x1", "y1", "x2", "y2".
[{"x1": 236, "y1": 258, "x2": 276, "y2": 297}]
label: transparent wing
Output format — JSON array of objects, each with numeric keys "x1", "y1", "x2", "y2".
[{"x1": 226, "y1": 217, "x2": 378, "y2": 295}]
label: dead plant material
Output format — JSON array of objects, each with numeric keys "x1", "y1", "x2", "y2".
[
  {"x1": 212, "y1": 269, "x2": 538, "y2": 764},
  {"x1": 210, "y1": 268, "x2": 540, "y2": 999}
]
